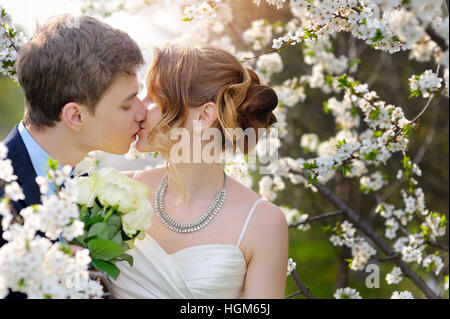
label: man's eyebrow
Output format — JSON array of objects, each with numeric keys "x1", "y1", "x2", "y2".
[{"x1": 124, "y1": 91, "x2": 138, "y2": 101}]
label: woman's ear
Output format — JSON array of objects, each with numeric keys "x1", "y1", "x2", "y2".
[
  {"x1": 61, "y1": 102, "x2": 84, "y2": 132},
  {"x1": 196, "y1": 102, "x2": 219, "y2": 131}
]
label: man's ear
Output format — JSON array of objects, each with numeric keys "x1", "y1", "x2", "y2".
[
  {"x1": 61, "y1": 102, "x2": 85, "y2": 132},
  {"x1": 196, "y1": 102, "x2": 219, "y2": 131}
]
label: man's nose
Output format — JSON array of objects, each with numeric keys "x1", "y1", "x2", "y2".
[{"x1": 134, "y1": 99, "x2": 147, "y2": 122}]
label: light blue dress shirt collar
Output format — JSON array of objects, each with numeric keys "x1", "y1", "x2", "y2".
[{"x1": 17, "y1": 120, "x2": 52, "y2": 179}]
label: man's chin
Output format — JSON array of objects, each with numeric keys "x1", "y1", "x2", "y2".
[{"x1": 103, "y1": 145, "x2": 131, "y2": 155}]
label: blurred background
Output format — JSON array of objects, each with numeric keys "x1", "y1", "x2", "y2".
[{"x1": 1, "y1": 0, "x2": 448, "y2": 298}]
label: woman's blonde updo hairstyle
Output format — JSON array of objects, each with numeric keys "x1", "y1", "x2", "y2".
[{"x1": 146, "y1": 45, "x2": 278, "y2": 158}]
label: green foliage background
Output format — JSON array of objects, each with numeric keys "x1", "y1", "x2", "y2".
[{"x1": 0, "y1": 76, "x2": 23, "y2": 138}]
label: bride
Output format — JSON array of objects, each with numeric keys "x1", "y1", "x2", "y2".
[{"x1": 108, "y1": 45, "x2": 289, "y2": 299}]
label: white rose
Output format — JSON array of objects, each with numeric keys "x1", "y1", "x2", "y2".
[
  {"x1": 121, "y1": 200, "x2": 153, "y2": 237},
  {"x1": 97, "y1": 182, "x2": 136, "y2": 213},
  {"x1": 95, "y1": 167, "x2": 149, "y2": 213},
  {"x1": 74, "y1": 176, "x2": 97, "y2": 207}
]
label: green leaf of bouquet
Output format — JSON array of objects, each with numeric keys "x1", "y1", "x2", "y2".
[
  {"x1": 106, "y1": 212, "x2": 121, "y2": 227},
  {"x1": 107, "y1": 224, "x2": 121, "y2": 239},
  {"x1": 84, "y1": 214, "x2": 103, "y2": 228},
  {"x1": 88, "y1": 223, "x2": 109, "y2": 239},
  {"x1": 79, "y1": 206, "x2": 90, "y2": 223},
  {"x1": 88, "y1": 239, "x2": 125, "y2": 261},
  {"x1": 122, "y1": 241, "x2": 131, "y2": 251},
  {"x1": 91, "y1": 258, "x2": 120, "y2": 280},
  {"x1": 115, "y1": 253, "x2": 133, "y2": 267},
  {"x1": 110, "y1": 230, "x2": 124, "y2": 245},
  {"x1": 70, "y1": 233, "x2": 88, "y2": 248},
  {"x1": 90, "y1": 200, "x2": 103, "y2": 218}
]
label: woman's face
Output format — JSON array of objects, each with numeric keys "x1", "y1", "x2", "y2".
[{"x1": 135, "y1": 94, "x2": 163, "y2": 152}]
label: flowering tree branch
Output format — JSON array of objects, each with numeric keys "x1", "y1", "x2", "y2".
[
  {"x1": 288, "y1": 164, "x2": 439, "y2": 299},
  {"x1": 369, "y1": 115, "x2": 438, "y2": 219}
]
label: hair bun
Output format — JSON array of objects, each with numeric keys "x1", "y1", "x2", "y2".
[{"x1": 236, "y1": 69, "x2": 278, "y2": 132}]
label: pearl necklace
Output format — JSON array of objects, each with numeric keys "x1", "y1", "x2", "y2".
[{"x1": 154, "y1": 171, "x2": 227, "y2": 233}]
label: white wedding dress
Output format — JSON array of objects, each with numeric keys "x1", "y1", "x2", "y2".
[{"x1": 108, "y1": 197, "x2": 265, "y2": 299}]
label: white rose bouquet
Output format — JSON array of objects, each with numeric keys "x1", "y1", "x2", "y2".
[{"x1": 69, "y1": 167, "x2": 153, "y2": 280}]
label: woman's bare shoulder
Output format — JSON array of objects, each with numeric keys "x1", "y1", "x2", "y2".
[
  {"x1": 247, "y1": 199, "x2": 288, "y2": 257},
  {"x1": 226, "y1": 174, "x2": 261, "y2": 203},
  {"x1": 226, "y1": 175, "x2": 287, "y2": 260},
  {"x1": 226, "y1": 175, "x2": 285, "y2": 223},
  {"x1": 230, "y1": 176, "x2": 284, "y2": 221}
]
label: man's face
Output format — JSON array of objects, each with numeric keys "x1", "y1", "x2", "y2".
[{"x1": 80, "y1": 72, "x2": 146, "y2": 154}]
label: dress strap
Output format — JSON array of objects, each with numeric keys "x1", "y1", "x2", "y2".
[
  {"x1": 236, "y1": 198, "x2": 265, "y2": 248},
  {"x1": 132, "y1": 171, "x2": 139, "y2": 180}
]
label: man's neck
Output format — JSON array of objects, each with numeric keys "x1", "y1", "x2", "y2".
[{"x1": 25, "y1": 123, "x2": 88, "y2": 167}]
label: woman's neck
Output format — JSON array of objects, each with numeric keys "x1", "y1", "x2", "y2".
[{"x1": 166, "y1": 162, "x2": 226, "y2": 211}]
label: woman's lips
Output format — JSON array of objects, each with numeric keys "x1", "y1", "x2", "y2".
[
  {"x1": 134, "y1": 126, "x2": 143, "y2": 135},
  {"x1": 137, "y1": 125, "x2": 146, "y2": 134}
]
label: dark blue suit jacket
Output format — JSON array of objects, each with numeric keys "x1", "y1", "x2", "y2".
[{"x1": 1, "y1": 124, "x2": 41, "y2": 298}]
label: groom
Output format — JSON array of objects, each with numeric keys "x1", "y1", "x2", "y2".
[{"x1": 0, "y1": 14, "x2": 146, "y2": 297}]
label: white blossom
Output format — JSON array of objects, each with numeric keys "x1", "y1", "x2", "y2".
[
  {"x1": 287, "y1": 257, "x2": 296, "y2": 276},
  {"x1": 334, "y1": 287, "x2": 362, "y2": 299},
  {"x1": 391, "y1": 290, "x2": 414, "y2": 299},
  {"x1": 0, "y1": 159, "x2": 17, "y2": 183},
  {"x1": 4, "y1": 182, "x2": 24, "y2": 202},
  {"x1": 386, "y1": 266, "x2": 403, "y2": 285},
  {"x1": 422, "y1": 254, "x2": 444, "y2": 276},
  {"x1": 409, "y1": 70, "x2": 443, "y2": 98},
  {"x1": 300, "y1": 133, "x2": 319, "y2": 153}
]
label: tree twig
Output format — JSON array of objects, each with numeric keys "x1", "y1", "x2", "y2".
[
  {"x1": 376, "y1": 254, "x2": 401, "y2": 262},
  {"x1": 367, "y1": 52, "x2": 387, "y2": 86},
  {"x1": 289, "y1": 210, "x2": 344, "y2": 228},
  {"x1": 285, "y1": 290, "x2": 302, "y2": 299},
  {"x1": 290, "y1": 269, "x2": 316, "y2": 299},
  {"x1": 411, "y1": 92, "x2": 438, "y2": 124}
]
